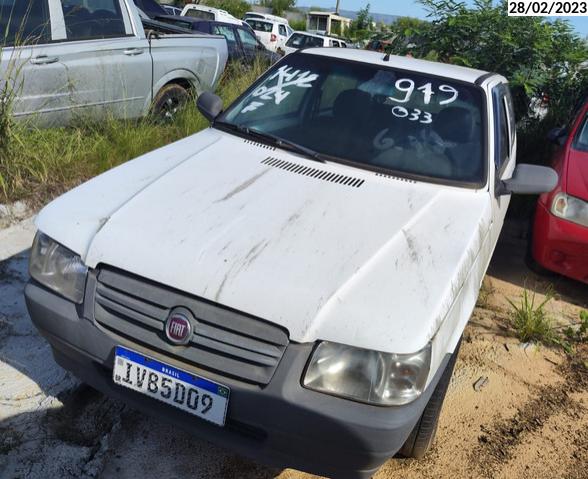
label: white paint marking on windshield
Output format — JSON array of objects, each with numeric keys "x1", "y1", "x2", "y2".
[
  {"x1": 388, "y1": 80, "x2": 459, "y2": 106},
  {"x1": 243, "y1": 66, "x2": 319, "y2": 113}
]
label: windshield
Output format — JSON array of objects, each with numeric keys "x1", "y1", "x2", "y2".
[
  {"x1": 219, "y1": 53, "x2": 485, "y2": 185},
  {"x1": 184, "y1": 8, "x2": 214, "y2": 21},
  {"x1": 135, "y1": 0, "x2": 165, "y2": 16},
  {"x1": 286, "y1": 33, "x2": 323, "y2": 49},
  {"x1": 246, "y1": 19, "x2": 273, "y2": 32}
]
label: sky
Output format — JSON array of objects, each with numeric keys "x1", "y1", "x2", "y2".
[{"x1": 296, "y1": 0, "x2": 588, "y2": 36}]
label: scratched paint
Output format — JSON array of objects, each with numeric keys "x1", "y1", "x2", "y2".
[{"x1": 34, "y1": 68, "x2": 515, "y2": 395}]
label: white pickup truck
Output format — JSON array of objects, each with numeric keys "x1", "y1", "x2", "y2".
[
  {"x1": 26, "y1": 49, "x2": 558, "y2": 478},
  {"x1": 0, "y1": 0, "x2": 228, "y2": 126}
]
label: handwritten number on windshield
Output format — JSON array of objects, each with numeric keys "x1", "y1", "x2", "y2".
[
  {"x1": 392, "y1": 107, "x2": 432, "y2": 124},
  {"x1": 389, "y1": 80, "x2": 458, "y2": 106},
  {"x1": 391, "y1": 79, "x2": 415, "y2": 103},
  {"x1": 439, "y1": 85, "x2": 459, "y2": 105}
]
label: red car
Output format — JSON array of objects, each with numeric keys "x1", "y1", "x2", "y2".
[{"x1": 531, "y1": 98, "x2": 588, "y2": 284}]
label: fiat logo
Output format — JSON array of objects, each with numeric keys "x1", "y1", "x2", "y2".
[{"x1": 165, "y1": 312, "x2": 192, "y2": 345}]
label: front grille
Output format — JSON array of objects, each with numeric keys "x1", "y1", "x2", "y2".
[{"x1": 93, "y1": 268, "x2": 289, "y2": 385}]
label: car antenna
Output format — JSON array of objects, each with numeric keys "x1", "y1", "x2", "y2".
[{"x1": 383, "y1": 53, "x2": 391, "y2": 61}]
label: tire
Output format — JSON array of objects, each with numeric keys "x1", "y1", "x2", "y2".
[
  {"x1": 151, "y1": 83, "x2": 190, "y2": 122},
  {"x1": 397, "y1": 339, "x2": 462, "y2": 459}
]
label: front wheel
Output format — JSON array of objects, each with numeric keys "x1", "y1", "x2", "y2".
[
  {"x1": 152, "y1": 83, "x2": 190, "y2": 122},
  {"x1": 397, "y1": 339, "x2": 461, "y2": 459}
]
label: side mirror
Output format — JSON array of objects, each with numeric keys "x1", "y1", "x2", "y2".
[
  {"x1": 547, "y1": 127, "x2": 567, "y2": 146},
  {"x1": 197, "y1": 91, "x2": 223, "y2": 123},
  {"x1": 498, "y1": 164, "x2": 558, "y2": 196}
]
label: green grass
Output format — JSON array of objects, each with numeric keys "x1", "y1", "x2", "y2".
[
  {"x1": 506, "y1": 287, "x2": 555, "y2": 345},
  {"x1": 0, "y1": 61, "x2": 268, "y2": 205}
]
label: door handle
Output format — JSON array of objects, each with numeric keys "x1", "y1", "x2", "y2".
[
  {"x1": 31, "y1": 55, "x2": 59, "y2": 65},
  {"x1": 124, "y1": 48, "x2": 144, "y2": 56}
]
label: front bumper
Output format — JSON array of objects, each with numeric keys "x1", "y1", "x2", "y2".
[
  {"x1": 25, "y1": 281, "x2": 448, "y2": 479},
  {"x1": 532, "y1": 201, "x2": 588, "y2": 284}
]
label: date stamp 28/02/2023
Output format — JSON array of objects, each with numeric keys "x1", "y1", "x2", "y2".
[{"x1": 508, "y1": 0, "x2": 588, "y2": 15}]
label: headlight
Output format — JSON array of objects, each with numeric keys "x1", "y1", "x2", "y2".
[
  {"x1": 303, "y1": 341, "x2": 431, "y2": 406},
  {"x1": 551, "y1": 193, "x2": 588, "y2": 228},
  {"x1": 29, "y1": 232, "x2": 88, "y2": 303}
]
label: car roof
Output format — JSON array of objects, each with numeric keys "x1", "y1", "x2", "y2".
[
  {"x1": 300, "y1": 49, "x2": 495, "y2": 84},
  {"x1": 293, "y1": 31, "x2": 329, "y2": 40},
  {"x1": 246, "y1": 18, "x2": 285, "y2": 27}
]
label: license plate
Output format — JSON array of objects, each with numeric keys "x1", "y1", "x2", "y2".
[{"x1": 113, "y1": 346, "x2": 230, "y2": 426}]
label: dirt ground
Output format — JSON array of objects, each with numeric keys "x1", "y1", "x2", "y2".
[{"x1": 0, "y1": 218, "x2": 587, "y2": 479}]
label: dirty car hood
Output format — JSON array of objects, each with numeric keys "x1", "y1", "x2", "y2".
[{"x1": 37, "y1": 129, "x2": 492, "y2": 354}]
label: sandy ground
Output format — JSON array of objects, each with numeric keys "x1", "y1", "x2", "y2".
[{"x1": 0, "y1": 217, "x2": 586, "y2": 479}]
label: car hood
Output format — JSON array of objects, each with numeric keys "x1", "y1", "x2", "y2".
[
  {"x1": 37, "y1": 129, "x2": 492, "y2": 354},
  {"x1": 566, "y1": 148, "x2": 588, "y2": 202}
]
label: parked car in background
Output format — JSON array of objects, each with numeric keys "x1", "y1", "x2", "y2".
[
  {"x1": 133, "y1": 0, "x2": 275, "y2": 66},
  {"x1": 245, "y1": 18, "x2": 292, "y2": 53},
  {"x1": 0, "y1": 0, "x2": 228, "y2": 126},
  {"x1": 283, "y1": 32, "x2": 348, "y2": 55},
  {"x1": 27, "y1": 49, "x2": 557, "y2": 479},
  {"x1": 186, "y1": 20, "x2": 281, "y2": 65},
  {"x1": 162, "y1": 4, "x2": 182, "y2": 15},
  {"x1": 181, "y1": 4, "x2": 243, "y2": 25},
  {"x1": 366, "y1": 39, "x2": 393, "y2": 52},
  {"x1": 530, "y1": 97, "x2": 588, "y2": 284},
  {"x1": 243, "y1": 11, "x2": 289, "y2": 25}
]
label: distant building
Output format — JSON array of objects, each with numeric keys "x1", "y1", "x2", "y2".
[{"x1": 306, "y1": 11, "x2": 352, "y2": 36}]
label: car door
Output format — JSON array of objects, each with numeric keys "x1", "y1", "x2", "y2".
[
  {"x1": 490, "y1": 81, "x2": 517, "y2": 247},
  {"x1": 51, "y1": 0, "x2": 152, "y2": 120},
  {"x1": 236, "y1": 26, "x2": 263, "y2": 63},
  {"x1": 1, "y1": 0, "x2": 73, "y2": 125},
  {"x1": 213, "y1": 24, "x2": 243, "y2": 63}
]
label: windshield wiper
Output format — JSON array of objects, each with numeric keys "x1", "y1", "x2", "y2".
[{"x1": 215, "y1": 121, "x2": 326, "y2": 163}]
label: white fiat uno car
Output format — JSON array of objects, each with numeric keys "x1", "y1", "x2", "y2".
[{"x1": 27, "y1": 49, "x2": 557, "y2": 478}]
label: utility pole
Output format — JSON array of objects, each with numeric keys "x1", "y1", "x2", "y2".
[{"x1": 335, "y1": 0, "x2": 340, "y2": 14}]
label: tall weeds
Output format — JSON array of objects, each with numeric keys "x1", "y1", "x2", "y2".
[{"x1": 0, "y1": 60, "x2": 269, "y2": 205}]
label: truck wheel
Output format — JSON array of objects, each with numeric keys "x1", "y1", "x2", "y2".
[
  {"x1": 152, "y1": 83, "x2": 190, "y2": 122},
  {"x1": 397, "y1": 339, "x2": 461, "y2": 459}
]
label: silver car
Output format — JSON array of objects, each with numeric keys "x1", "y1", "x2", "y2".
[{"x1": 0, "y1": 0, "x2": 228, "y2": 126}]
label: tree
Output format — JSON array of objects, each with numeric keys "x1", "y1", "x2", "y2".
[
  {"x1": 260, "y1": 0, "x2": 297, "y2": 16},
  {"x1": 201, "y1": 0, "x2": 250, "y2": 19},
  {"x1": 413, "y1": 1, "x2": 587, "y2": 119},
  {"x1": 392, "y1": 0, "x2": 588, "y2": 163},
  {"x1": 353, "y1": 3, "x2": 373, "y2": 31},
  {"x1": 348, "y1": 3, "x2": 373, "y2": 41}
]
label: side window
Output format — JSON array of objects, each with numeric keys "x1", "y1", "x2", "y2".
[
  {"x1": 1, "y1": 0, "x2": 51, "y2": 46},
  {"x1": 493, "y1": 86, "x2": 510, "y2": 170},
  {"x1": 287, "y1": 26, "x2": 293, "y2": 36},
  {"x1": 214, "y1": 25, "x2": 238, "y2": 51},
  {"x1": 278, "y1": 24, "x2": 286, "y2": 37},
  {"x1": 237, "y1": 28, "x2": 259, "y2": 49},
  {"x1": 504, "y1": 88, "x2": 516, "y2": 147},
  {"x1": 61, "y1": 0, "x2": 127, "y2": 41}
]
